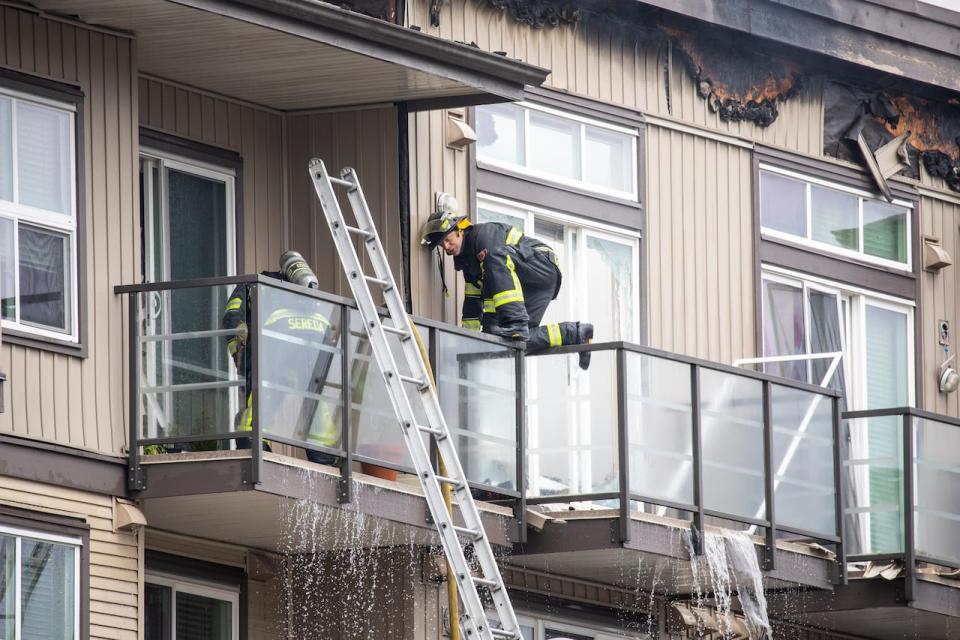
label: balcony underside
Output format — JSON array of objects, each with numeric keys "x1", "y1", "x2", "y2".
[
  {"x1": 137, "y1": 452, "x2": 514, "y2": 552},
  {"x1": 33, "y1": 0, "x2": 546, "y2": 110},
  {"x1": 768, "y1": 575, "x2": 960, "y2": 639},
  {"x1": 507, "y1": 511, "x2": 836, "y2": 594}
]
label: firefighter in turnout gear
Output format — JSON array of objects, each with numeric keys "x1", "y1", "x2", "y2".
[
  {"x1": 420, "y1": 203, "x2": 593, "y2": 369},
  {"x1": 222, "y1": 251, "x2": 340, "y2": 465}
]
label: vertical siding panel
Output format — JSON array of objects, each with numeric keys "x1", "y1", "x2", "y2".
[
  {"x1": 214, "y1": 99, "x2": 229, "y2": 149},
  {"x1": 18, "y1": 11, "x2": 34, "y2": 72},
  {"x1": 4, "y1": 8, "x2": 19, "y2": 69},
  {"x1": 0, "y1": 347, "x2": 11, "y2": 433},
  {"x1": 188, "y1": 91, "x2": 202, "y2": 141},
  {"x1": 53, "y1": 353, "x2": 70, "y2": 443},
  {"x1": 10, "y1": 348, "x2": 25, "y2": 437},
  {"x1": 33, "y1": 16, "x2": 48, "y2": 76},
  {"x1": 201, "y1": 95, "x2": 216, "y2": 145},
  {"x1": 717, "y1": 143, "x2": 731, "y2": 365},
  {"x1": 61, "y1": 23, "x2": 77, "y2": 83},
  {"x1": 24, "y1": 349, "x2": 41, "y2": 439},
  {"x1": 161, "y1": 83, "x2": 176, "y2": 132},
  {"x1": 47, "y1": 20, "x2": 63, "y2": 79},
  {"x1": 646, "y1": 126, "x2": 660, "y2": 346},
  {"x1": 104, "y1": 35, "x2": 123, "y2": 453},
  {"x1": 705, "y1": 138, "x2": 719, "y2": 361},
  {"x1": 240, "y1": 107, "x2": 257, "y2": 269},
  {"x1": 38, "y1": 351, "x2": 55, "y2": 441},
  {"x1": 174, "y1": 87, "x2": 189, "y2": 135}
]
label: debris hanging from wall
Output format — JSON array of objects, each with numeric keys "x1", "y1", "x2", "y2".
[
  {"x1": 481, "y1": 0, "x2": 582, "y2": 27},
  {"x1": 666, "y1": 26, "x2": 804, "y2": 127},
  {"x1": 824, "y1": 80, "x2": 960, "y2": 192}
]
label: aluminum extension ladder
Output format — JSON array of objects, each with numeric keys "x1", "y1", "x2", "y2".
[{"x1": 308, "y1": 159, "x2": 521, "y2": 640}]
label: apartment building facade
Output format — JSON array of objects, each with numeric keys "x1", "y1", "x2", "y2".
[{"x1": 0, "y1": 0, "x2": 957, "y2": 638}]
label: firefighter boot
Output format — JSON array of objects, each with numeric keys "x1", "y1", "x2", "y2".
[{"x1": 576, "y1": 322, "x2": 594, "y2": 370}]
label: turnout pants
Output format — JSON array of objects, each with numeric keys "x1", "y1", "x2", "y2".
[{"x1": 512, "y1": 250, "x2": 582, "y2": 353}]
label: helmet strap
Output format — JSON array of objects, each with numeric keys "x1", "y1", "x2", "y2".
[{"x1": 435, "y1": 247, "x2": 449, "y2": 298}]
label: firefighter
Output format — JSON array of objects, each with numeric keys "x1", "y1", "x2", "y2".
[
  {"x1": 420, "y1": 207, "x2": 593, "y2": 369},
  {"x1": 222, "y1": 251, "x2": 340, "y2": 465}
]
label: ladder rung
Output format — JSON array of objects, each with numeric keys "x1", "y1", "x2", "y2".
[
  {"x1": 435, "y1": 474, "x2": 464, "y2": 489},
  {"x1": 345, "y1": 225, "x2": 372, "y2": 238},
  {"x1": 417, "y1": 424, "x2": 445, "y2": 438},
  {"x1": 472, "y1": 576, "x2": 501, "y2": 590},
  {"x1": 399, "y1": 374, "x2": 427, "y2": 387},
  {"x1": 453, "y1": 525, "x2": 482, "y2": 539},
  {"x1": 490, "y1": 629, "x2": 518, "y2": 639},
  {"x1": 364, "y1": 275, "x2": 392, "y2": 289},
  {"x1": 382, "y1": 325, "x2": 410, "y2": 338},
  {"x1": 329, "y1": 176, "x2": 352, "y2": 187}
]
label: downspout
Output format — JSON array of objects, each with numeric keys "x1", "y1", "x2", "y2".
[{"x1": 398, "y1": 102, "x2": 413, "y2": 313}]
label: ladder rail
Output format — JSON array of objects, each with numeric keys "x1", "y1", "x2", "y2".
[{"x1": 309, "y1": 159, "x2": 521, "y2": 640}]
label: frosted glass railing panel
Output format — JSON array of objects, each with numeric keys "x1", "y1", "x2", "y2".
[
  {"x1": 436, "y1": 331, "x2": 518, "y2": 491},
  {"x1": 699, "y1": 369, "x2": 764, "y2": 520},
  {"x1": 843, "y1": 416, "x2": 904, "y2": 556},
  {"x1": 625, "y1": 352, "x2": 694, "y2": 506},
  {"x1": 770, "y1": 384, "x2": 836, "y2": 536},
  {"x1": 913, "y1": 416, "x2": 960, "y2": 566},
  {"x1": 526, "y1": 351, "x2": 618, "y2": 498}
]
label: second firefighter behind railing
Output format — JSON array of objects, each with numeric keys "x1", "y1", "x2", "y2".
[
  {"x1": 222, "y1": 250, "x2": 340, "y2": 465},
  {"x1": 420, "y1": 195, "x2": 593, "y2": 369}
]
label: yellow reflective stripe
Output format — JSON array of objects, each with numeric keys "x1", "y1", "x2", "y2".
[
  {"x1": 240, "y1": 394, "x2": 253, "y2": 431},
  {"x1": 225, "y1": 297, "x2": 242, "y2": 311},
  {"x1": 547, "y1": 323, "x2": 562, "y2": 347},
  {"x1": 483, "y1": 299, "x2": 495, "y2": 313},
  {"x1": 306, "y1": 403, "x2": 339, "y2": 446},
  {"x1": 227, "y1": 339, "x2": 239, "y2": 355},
  {"x1": 464, "y1": 283, "x2": 482, "y2": 295},
  {"x1": 492, "y1": 255, "x2": 524, "y2": 308},
  {"x1": 462, "y1": 319, "x2": 481, "y2": 330},
  {"x1": 506, "y1": 226, "x2": 523, "y2": 245},
  {"x1": 264, "y1": 308, "x2": 331, "y2": 330},
  {"x1": 493, "y1": 292, "x2": 524, "y2": 307}
]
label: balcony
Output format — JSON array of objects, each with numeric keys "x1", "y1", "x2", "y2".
[
  {"x1": 115, "y1": 275, "x2": 523, "y2": 550},
  {"x1": 768, "y1": 407, "x2": 960, "y2": 639},
  {"x1": 509, "y1": 343, "x2": 844, "y2": 593},
  {"x1": 117, "y1": 276, "x2": 846, "y2": 591}
]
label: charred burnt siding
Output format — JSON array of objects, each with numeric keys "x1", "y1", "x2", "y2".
[{"x1": 629, "y1": 0, "x2": 960, "y2": 94}]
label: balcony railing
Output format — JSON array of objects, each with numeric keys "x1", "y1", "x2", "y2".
[
  {"x1": 116, "y1": 275, "x2": 523, "y2": 505},
  {"x1": 842, "y1": 407, "x2": 960, "y2": 599},
  {"x1": 524, "y1": 342, "x2": 844, "y2": 572},
  {"x1": 117, "y1": 275, "x2": 851, "y2": 573}
]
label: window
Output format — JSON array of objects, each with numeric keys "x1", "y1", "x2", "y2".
[
  {"x1": 476, "y1": 102, "x2": 638, "y2": 200},
  {"x1": 477, "y1": 195, "x2": 639, "y2": 343},
  {"x1": 146, "y1": 574, "x2": 239, "y2": 640},
  {"x1": 0, "y1": 87, "x2": 79, "y2": 341},
  {"x1": 0, "y1": 525, "x2": 81, "y2": 640},
  {"x1": 761, "y1": 268, "x2": 914, "y2": 410},
  {"x1": 759, "y1": 165, "x2": 912, "y2": 270},
  {"x1": 515, "y1": 612, "x2": 652, "y2": 640}
]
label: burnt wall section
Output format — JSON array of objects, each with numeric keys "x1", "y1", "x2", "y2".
[
  {"x1": 481, "y1": 0, "x2": 582, "y2": 28},
  {"x1": 824, "y1": 80, "x2": 960, "y2": 191},
  {"x1": 666, "y1": 26, "x2": 803, "y2": 128}
]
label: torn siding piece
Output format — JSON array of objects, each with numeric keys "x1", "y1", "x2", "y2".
[
  {"x1": 824, "y1": 80, "x2": 960, "y2": 192},
  {"x1": 482, "y1": 0, "x2": 582, "y2": 27}
]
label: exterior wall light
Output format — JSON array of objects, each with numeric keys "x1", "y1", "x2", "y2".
[
  {"x1": 939, "y1": 355, "x2": 959, "y2": 394},
  {"x1": 435, "y1": 191, "x2": 460, "y2": 215}
]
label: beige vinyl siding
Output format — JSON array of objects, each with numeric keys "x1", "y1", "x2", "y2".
[
  {"x1": 138, "y1": 77, "x2": 286, "y2": 275},
  {"x1": 407, "y1": 0, "x2": 823, "y2": 156},
  {"x1": 285, "y1": 107, "x2": 401, "y2": 298},
  {"x1": 409, "y1": 109, "x2": 469, "y2": 324},
  {"x1": 921, "y1": 193, "x2": 960, "y2": 416},
  {"x1": 0, "y1": 476, "x2": 141, "y2": 640},
  {"x1": 0, "y1": 6, "x2": 137, "y2": 457},
  {"x1": 645, "y1": 125, "x2": 756, "y2": 361}
]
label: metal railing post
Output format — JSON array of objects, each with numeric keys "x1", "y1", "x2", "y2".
[
  {"x1": 515, "y1": 344, "x2": 527, "y2": 544},
  {"x1": 903, "y1": 411, "x2": 915, "y2": 603},
  {"x1": 762, "y1": 380, "x2": 776, "y2": 570},
  {"x1": 128, "y1": 292, "x2": 145, "y2": 491},
  {"x1": 616, "y1": 348, "x2": 630, "y2": 543},
  {"x1": 249, "y1": 284, "x2": 262, "y2": 486},
  {"x1": 338, "y1": 303, "x2": 352, "y2": 503},
  {"x1": 833, "y1": 396, "x2": 847, "y2": 584},
  {"x1": 691, "y1": 364, "x2": 704, "y2": 556}
]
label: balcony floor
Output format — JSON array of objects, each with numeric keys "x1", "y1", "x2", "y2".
[
  {"x1": 507, "y1": 510, "x2": 837, "y2": 595},
  {"x1": 136, "y1": 451, "x2": 514, "y2": 552}
]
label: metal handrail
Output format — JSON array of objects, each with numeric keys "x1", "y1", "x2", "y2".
[{"x1": 122, "y1": 276, "x2": 525, "y2": 513}]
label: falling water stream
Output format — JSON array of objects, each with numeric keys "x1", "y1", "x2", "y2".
[{"x1": 684, "y1": 528, "x2": 773, "y2": 639}]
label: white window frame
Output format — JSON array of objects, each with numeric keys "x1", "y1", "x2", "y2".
[
  {"x1": 477, "y1": 193, "x2": 641, "y2": 343},
  {"x1": 759, "y1": 163, "x2": 913, "y2": 272},
  {"x1": 0, "y1": 87, "x2": 79, "y2": 342},
  {"x1": 0, "y1": 524, "x2": 82, "y2": 640},
  {"x1": 146, "y1": 572, "x2": 240, "y2": 640},
  {"x1": 516, "y1": 611, "x2": 648, "y2": 639},
  {"x1": 761, "y1": 265, "x2": 915, "y2": 409},
  {"x1": 477, "y1": 101, "x2": 639, "y2": 201}
]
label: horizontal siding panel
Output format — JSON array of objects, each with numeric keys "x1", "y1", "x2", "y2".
[
  {"x1": 91, "y1": 588, "x2": 138, "y2": 607},
  {"x1": 90, "y1": 600, "x2": 138, "y2": 620},
  {"x1": 90, "y1": 563, "x2": 139, "y2": 584},
  {"x1": 90, "y1": 612, "x2": 138, "y2": 632},
  {"x1": 90, "y1": 625, "x2": 138, "y2": 640}
]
